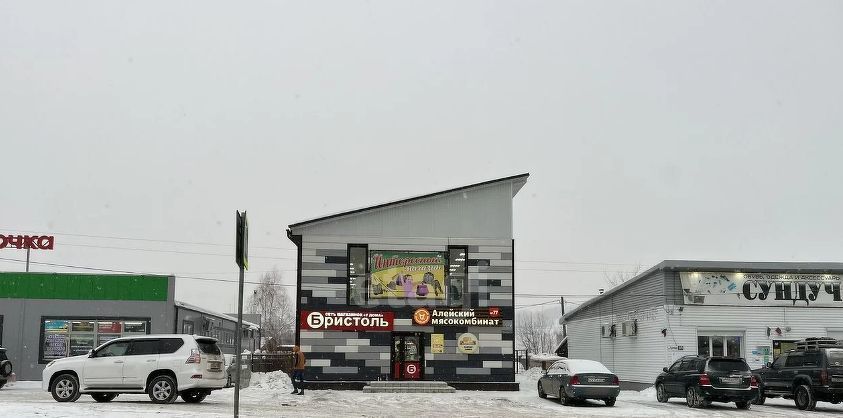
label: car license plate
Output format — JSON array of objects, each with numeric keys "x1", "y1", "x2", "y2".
[
  {"x1": 587, "y1": 378, "x2": 605, "y2": 383},
  {"x1": 209, "y1": 362, "x2": 222, "y2": 372},
  {"x1": 720, "y1": 377, "x2": 740, "y2": 384}
]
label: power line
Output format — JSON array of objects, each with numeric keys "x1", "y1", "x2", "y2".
[
  {"x1": 0, "y1": 257, "x2": 326, "y2": 289},
  {"x1": 2, "y1": 242, "x2": 638, "y2": 273},
  {"x1": 0, "y1": 256, "x2": 620, "y2": 296},
  {"x1": 517, "y1": 259, "x2": 640, "y2": 267},
  {"x1": 1, "y1": 227, "x2": 645, "y2": 269},
  {"x1": 0, "y1": 227, "x2": 297, "y2": 251},
  {"x1": 57, "y1": 243, "x2": 297, "y2": 260},
  {"x1": 514, "y1": 300, "x2": 559, "y2": 310}
]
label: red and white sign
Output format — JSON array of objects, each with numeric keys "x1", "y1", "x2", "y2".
[
  {"x1": 0, "y1": 235, "x2": 54, "y2": 250},
  {"x1": 301, "y1": 311, "x2": 394, "y2": 331},
  {"x1": 404, "y1": 362, "x2": 420, "y2": 379}
]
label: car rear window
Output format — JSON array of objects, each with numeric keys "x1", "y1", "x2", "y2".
[
  {"x1": 159, "y1": 338, "x2": 185, "y2": 354},
  {"x1": 196, "y1": 339, "x2": 221, "y2": 355},
  {"x1": 707, "y1": 359, "x2": 750, "y2": 372},
  {"x1": 828, "y1": 350, "x2": 843, "y2": 367}
]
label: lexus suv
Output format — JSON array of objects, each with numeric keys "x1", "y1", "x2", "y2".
[
  {"x1": 655, "y1": 355, "x2": 757, "y2": 409},
  {"x1": 753, "y1": 338, "x2": 843, "y2": 410},
  {"x1": 42, "y1": 335, "x2": 226, "y2": 404}
]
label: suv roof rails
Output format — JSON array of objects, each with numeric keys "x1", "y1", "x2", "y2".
[{"x1": 794, "y1": 337, "x2": 843, "y2": 351}]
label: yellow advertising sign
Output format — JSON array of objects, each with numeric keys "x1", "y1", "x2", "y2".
[
  {"x1": 431, "y1": 334, "x2": 445, "y2": 354},
  {"x1": 369, "y1": 251, "x2": 446, "y2": 299},
  {"x1": 457, "y1": 333, "x2": 479, "y2": 354}
]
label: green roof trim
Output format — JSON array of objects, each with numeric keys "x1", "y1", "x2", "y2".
[{"x1": 0, "y1": 272, "x2": 169, "y2": 301}]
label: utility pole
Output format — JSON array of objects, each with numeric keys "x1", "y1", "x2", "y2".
[
  {"x1": 560, "y1": 296, "x2": 566, "y2": 338},
  {"x1": 234, "y1": 211, "x2": 249, "y2": 418},
  {"x1": 26, "y1": 246, "x2": 30, "y2": 272}
]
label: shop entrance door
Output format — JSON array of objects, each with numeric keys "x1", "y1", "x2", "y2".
[{"x1": 392, "y1": 333, "x2": 424, "y2": 380}]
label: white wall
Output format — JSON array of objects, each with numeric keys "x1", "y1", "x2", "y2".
[
  {"x1": 292, "y1": 181, "x2": 515, "y2": 239},
  {"x1": 568, "y1": 304, "x2": 843, "y2": 385},
  {"x1": 567, "y1": 306, "x2": 669, "y2": 385}
]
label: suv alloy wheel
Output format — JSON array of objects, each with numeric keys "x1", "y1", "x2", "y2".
[
  {"x1": 51, "y1": 373, "x2": 81, "y2": 403},
  {"x1": 148, "y1": 375, "x2": 179, "y2": 404},
  {"x1": 794, "y1": 384, "x2": 817, "y2": 411},
  {"x1": 686, "y1": 386, "x2": 707, "y2": 408},
  {"x1": 656, "y1": 383, "x2": 669, "y2": 403}
]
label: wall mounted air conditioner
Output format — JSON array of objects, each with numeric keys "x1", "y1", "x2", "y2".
[{"x1": 622, "y1": 319, "x2": 638, "y2": 336}]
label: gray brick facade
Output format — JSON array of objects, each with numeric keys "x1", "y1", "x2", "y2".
[{"x1": 287, "y1": 174, "x2": 528, "y2": 385}]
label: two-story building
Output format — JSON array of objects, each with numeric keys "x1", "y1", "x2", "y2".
[{"x1": 286, "y1": 174, "x2": 528, "y2": 390}]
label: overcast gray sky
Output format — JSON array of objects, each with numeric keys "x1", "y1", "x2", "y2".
[{"x1": 1, "y1": 1, "x2": 841, "y2": 316}]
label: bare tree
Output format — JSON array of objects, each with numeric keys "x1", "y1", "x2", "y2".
[
  {"x1": 516, "y1": 309, "x2": 557, "y2": 354},
  {"x1": 603, "y1": 264, "x2": 642, "y2": 289},
  {"x1": 247, "y1": 269, "x2": 295, "y2": 348}
]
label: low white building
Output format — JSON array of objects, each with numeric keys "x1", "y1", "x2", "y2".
[{"x1": 562, "y1": 260, "x2": 843, "y2": 390}]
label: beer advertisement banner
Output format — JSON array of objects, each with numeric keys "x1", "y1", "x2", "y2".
[
  {"x1": 369, "y1": 251, "x2": 446, "y2": 299},
  {"x1": 680, "y1": 272, "x2": 843, "y2": 307}
]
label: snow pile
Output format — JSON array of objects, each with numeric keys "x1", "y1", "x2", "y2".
[
  {"x1": 247, "y1": 371, "x2": 294, "y2": 391},
  {"x1": 519, "y1": 367, "x2": 546, "y2": 383},
  {"x1": 623, "y1": 386, "x2": 656, "y2": 401}
]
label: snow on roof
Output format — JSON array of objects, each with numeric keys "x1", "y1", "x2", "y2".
[
  {"x1": 530, "y1": 353, "x2": 566, "y2": 362},
  {"x1": 175, "y1": 300, "x2": 260, "y2": 330}
]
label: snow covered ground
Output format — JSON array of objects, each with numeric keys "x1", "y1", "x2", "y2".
[{"x1": 2, "y1": 369, "x2": 843, "y2": 417}]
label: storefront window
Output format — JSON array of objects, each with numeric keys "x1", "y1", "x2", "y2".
[
  {"x1": 348, "y1": 244, "x2": 368, "y2": 306},
  {"x1": 726, "y1": 336, "x2": 742, "y2": 359},
  {"x1": 698, "y1": 334, "x2": 743, "y2": 359},
  {"x1": 698, "y1": 336, "x2": 710, "y2": 357},
  {"x1": 40, "y1": 318, "x2": 150, "y2": 363},
  {"x1": 367, "y1": 250, "x2": 446, "y2": 302},
  {"x1": 712, "y1": 336, "x2": 724, "y2": 356},
  {"x1": 447, "y1": 246, "x2": 467, "y2": 307}
]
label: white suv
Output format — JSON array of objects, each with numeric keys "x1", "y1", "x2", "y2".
[{"x1": 42, "y1": 335, "x2": 226, "y2": 404}]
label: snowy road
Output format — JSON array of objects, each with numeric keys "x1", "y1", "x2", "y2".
[{"x1": 3, "y1": 371, "x2": 843, "y2": 417}]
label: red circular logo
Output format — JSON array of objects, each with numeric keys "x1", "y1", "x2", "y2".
[{"x1": 413, "y1": 308, "x2": 431, "y2": 326}]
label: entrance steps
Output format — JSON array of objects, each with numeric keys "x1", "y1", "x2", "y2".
[{"x1": 362, "y1": 381, "x2": 456, "y2": 393}]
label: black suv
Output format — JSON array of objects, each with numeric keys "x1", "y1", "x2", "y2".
[
  {"x1": 655, "y1": 355, "x2": 757, "y2": 409},
  {"x1": 0, "y1": 348, "x2": 13, "y2": 389},
  {"x1": 753, "y1": 338, "x2": 843, "y2": 410}
]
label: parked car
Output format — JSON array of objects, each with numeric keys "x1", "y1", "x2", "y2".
[
  {"x1": 753, "y1": 338, "x2": 843, "y2": 410},
  {"x1": 655, "y1": 355, "x2": 757, "y2": 409},
  {"x1": 0, "y1": 347, "x2": 15, "y2": 389},
  {"x1": 537, "y1": 359, "x2": 620, "y2": 406},
  {"x1": 224, "y1": 353, "x2": 252, "y2": 388},
  {"x1": 42, "y1": 335, "x2": 226, "y2": 404}
]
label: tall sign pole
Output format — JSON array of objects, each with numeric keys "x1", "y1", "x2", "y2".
[{"x1": 234, "y1": 211, "x2": 248, "y2": 417}]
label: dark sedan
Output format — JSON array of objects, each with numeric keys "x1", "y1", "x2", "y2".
[
  {"x1": 537, "y1": 359, "x2": 620, "y2": 406},
  {"x1": 655, "y1": 355, "x2": 757, "y2": 409}
]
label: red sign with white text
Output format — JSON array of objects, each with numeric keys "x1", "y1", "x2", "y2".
[
  {"x1": 0, "y1": 235, "x2": 55, "y2": 250},
  {"x1": 301, "y1": 311, "x2": 394, "y2": 331}
]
